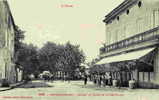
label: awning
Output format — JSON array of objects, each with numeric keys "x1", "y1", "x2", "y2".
[{"x1": 96, "y1": 47, "x2": 155, "y2": 65}]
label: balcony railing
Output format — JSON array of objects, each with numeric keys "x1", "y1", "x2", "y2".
[{"x1": 100, "y1": 26, "x2": 159, "y2": 55}]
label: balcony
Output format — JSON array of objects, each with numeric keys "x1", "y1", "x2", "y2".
[{"x1": 100, "y1": 26, "x2": 159, "y2": 55}]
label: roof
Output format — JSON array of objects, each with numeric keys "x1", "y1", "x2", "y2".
[
  {"x1": 2, "y1": 1, "x2": 16, "y2": 30},
  {"x1": 103, "y1": 0, "x2": 138, "y2": 24}
]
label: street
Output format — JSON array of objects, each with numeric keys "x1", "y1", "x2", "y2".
[{"x1": 0, "y1": 80, "x2": 159, "y2": 100}]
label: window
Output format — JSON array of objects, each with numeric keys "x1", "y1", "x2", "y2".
[{"x1": 138, "y1": 1, "x2": 142, "y2": 8}]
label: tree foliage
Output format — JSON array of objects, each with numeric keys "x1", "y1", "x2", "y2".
[
  {"x1": 14, "y1": 25, "x2": 25, "y2": 52},
  {"x1": 38, "y1": 41, "x2": 85, "y2": 74},
  {"x1": 14, "y1": 26, "x2": 86, "y2": 78},
  {"x1": 16, "y1": 43, "x2": 39, "y2": 76},
  {"x1": 38, "y1": 42, "x2": 63, "y2": 72}
]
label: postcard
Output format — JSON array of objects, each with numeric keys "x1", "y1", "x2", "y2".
[{"x1": 0, "y1": 0, "x2": 159, "y2": 100}]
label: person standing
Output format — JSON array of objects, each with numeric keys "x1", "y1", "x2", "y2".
[
  {"x1": 108, "y1": 73, "x2": 112, "y2": 87},
  {"x1": 93, "y1": 75, "x2": 97, "y2": 84},
  {"x1": 84, "y1": 75, "x2": 88, "y2": 85},
  {"x1": 105, "y1": 74, "x2": 108, "y2": 86},
  {"x1": 102, "y1": 75, "x2": 106, "y2": 87},
  {"x1": 63, "y1": 75, "x2": 66, "y2": 81},
  {"x1": 99, "y1": 75, "x2": 102, "y2": 87},
  {"x1": 67, "y1": 74, "x2": 71, "y2": 83}
]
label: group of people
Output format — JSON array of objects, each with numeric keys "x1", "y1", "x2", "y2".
[
  {"x1": 91, "y1": 74, "x2": 113, "y2": 87},
  {"x1": 83, "y1": 73, "x2": 113, "y2": 86}
]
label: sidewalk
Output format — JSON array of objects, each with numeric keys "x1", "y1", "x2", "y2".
[{"x1": 0, "y1": 81, "x2": 25, "y2": 92}]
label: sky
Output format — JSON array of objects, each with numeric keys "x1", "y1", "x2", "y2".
[{"x1": 8, "y1": 0, "x2": 124, "y2": 62}]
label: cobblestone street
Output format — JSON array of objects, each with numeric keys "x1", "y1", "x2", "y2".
[{"x1": 0, "y1": 80, "x2": 158, "y2": 100}]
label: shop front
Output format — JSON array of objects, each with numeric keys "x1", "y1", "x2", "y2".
[{"x1": 95, "y1": 47, "x2": 158, "y2": 88}]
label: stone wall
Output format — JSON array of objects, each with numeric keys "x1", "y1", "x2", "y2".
[{"x1": 0, "y1": 1, "x2": 15, "y2": 84}]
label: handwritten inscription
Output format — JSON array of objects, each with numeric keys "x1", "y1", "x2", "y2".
[
  {"x1": 1, "y1": 96, "x2": 33, "y2": 99},
  {"x1": 61, "y1": 4, "x2": 74, "y2": 8}
]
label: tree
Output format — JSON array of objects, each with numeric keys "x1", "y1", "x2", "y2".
[
  {"x1": 38, "y1": 41, "x2": 85, "y2": 79},
  {"x1": 14, "y1": 25, "x2": 25, "y2": 81},
  {"x1": 63, "y1": 42, "x2": 85, "y2": 70},
  {"x1": 16, "y1": 43, "x2": 39, "y2": 79},
  {"x1": 56, "y1": 42, "x2": 85, "y2": 77},
  {"x1": 38, "y1": 42, "x2": 64, "y2": 73},
  {"x1": 15, "y1": 40, "x2": 86, "y2": 80},
  {"x1": 14, "y1": 25, "x2": 25, "y2": 53}
]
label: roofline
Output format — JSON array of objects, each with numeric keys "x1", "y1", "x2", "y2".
[
  {"x1": 103, "y1": 0, "x2": 138, "y2": 24},
  {"x1": 3, "y1": 0, "x2": 16, "y2": 30}
]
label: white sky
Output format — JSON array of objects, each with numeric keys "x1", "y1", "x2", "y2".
[{"x1": 8, "y1": 0, "x2": 124, "y2": 62}]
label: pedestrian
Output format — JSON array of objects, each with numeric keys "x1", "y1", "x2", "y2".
[
  {"x1": 98, "y1": 75, "x2": 102, "y2": 87},
  {"x1": 108, "y1": 74, "x2": 112, "y2": 87},
  {"x1": 64, "y1": 75, "x2": 66, "y2": 81},
  {"x1": 84, "y1": 75, "x2": 87, "y2": 85},
  {"x1": 67, "y1": 74, "x2": 71, "y2": 83},
  {"x1": 105, "y1": 74, "x2": 108, "y2": 86},
  {"x1": 117, "y1": 73, "x2": 123, "y2": 89},
  {"x1": 118, "y1": 79, "x2": 122, "y2": 89},
  {"x1": 102, "y1": 75, "x2": 106, "y2": 87},
  {"x1": 93, "y1": 75, "x2": 97, "y2": 84},
  {"x1": 96, "y1": 75, "x2": 99, "y2": 85}
]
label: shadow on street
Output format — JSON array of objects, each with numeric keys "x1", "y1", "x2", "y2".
[
  {"x1": 17, "y1": 80, "x2": 53, "y2": 88},
  {"x1": 72, "y1": 82, "x2": 130, "y2": 92}
]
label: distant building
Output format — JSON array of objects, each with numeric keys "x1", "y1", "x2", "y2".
[
  {"x1": 97, "y1": 0, "x2": 159, "y2": 88},
  {"x1": 0, "y1": 1, "x2": 16, "y2": 84}
]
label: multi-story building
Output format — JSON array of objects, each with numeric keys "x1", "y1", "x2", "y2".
[
  {"x1": 0, "y1": 1, "x2": 16, "y2": 84},
  {"x1": 97, "y1": 0, "x2": 159, "y2": 88}
]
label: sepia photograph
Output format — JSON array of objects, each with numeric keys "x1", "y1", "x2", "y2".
[{"x1": 0, "y1": 0, "x2": 159, "y2": 100}]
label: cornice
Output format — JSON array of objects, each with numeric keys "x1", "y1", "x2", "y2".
[{"x1": 103, "y1": 0, "x2": 139, "y2": 24}]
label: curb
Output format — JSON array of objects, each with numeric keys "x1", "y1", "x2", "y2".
[{"x1": 0, "y1": 82, "x2": 25, "y2": 92}]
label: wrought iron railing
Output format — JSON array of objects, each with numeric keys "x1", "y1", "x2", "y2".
[{"x1": 100, "y1": 26, "x2": 159, "y2": 55}]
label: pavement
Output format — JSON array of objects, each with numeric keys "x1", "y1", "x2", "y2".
[{"x1": 0, "y1": 81, "x2": 25, "y2": 92}]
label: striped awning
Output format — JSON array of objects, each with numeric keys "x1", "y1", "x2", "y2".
[{"x1": 96, "y1": 47, "x2": 155, "y2": 65}]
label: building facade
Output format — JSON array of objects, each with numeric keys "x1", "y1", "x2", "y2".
[
  {"x1": 0, "y1": 1, "x2": 16, "y2": 84},
  {"x1": 98, "y1": 0, "x2": 159, "y2": 88}
]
